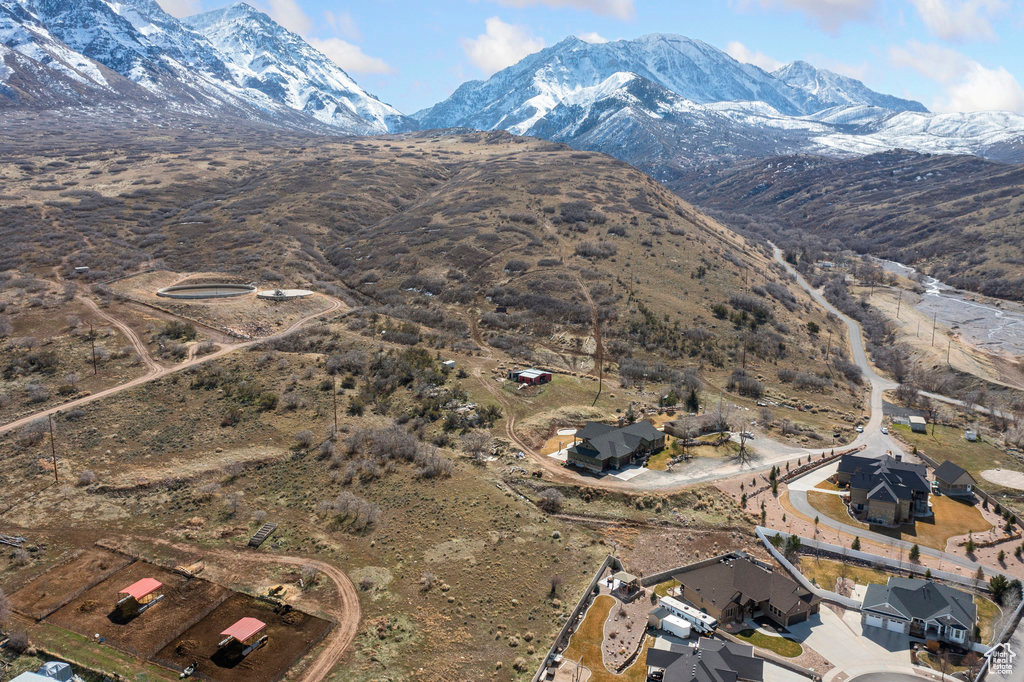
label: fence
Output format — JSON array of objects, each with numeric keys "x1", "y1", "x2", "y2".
[
  {"x1": 755, "y1": 527, "x2": 861, "y2": 610},
  {"x1": 758, "y1": 527, "x2": 995, "y2": 593},
  {"x1": 780, "y1": 445, "x2": 864, "y2": 484},
  {"x1": 899, "y1": 442, "x2": 1024, "y2": 547},
  {"x1": 531, "y1": 554, "x2": 620, "y2": 682},
  {"x1": 639, "y1": 551, "x2": 749, "y2": 589}
]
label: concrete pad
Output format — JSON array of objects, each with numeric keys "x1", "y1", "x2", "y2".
[
  {"x1": 548, "y1": 448, "x2": 568, "y2": 462},
  {"x1": 981, "y1": 469, "x2": 1024, "y2": 491},
  {"x1": 610, "y1": 466, "x2": 647, "y2": 481},
  {"x1": 851, "y1": 584, "x2": 868, "y2": 603},
  {"x1": 764, "y1": 662, "x2": 811, "y2": 682}
]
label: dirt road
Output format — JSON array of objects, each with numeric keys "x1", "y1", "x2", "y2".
[
  {"x1": 78, "y1": 295, "x2": 163, "y2": 374},
  {"x1": 0, "y1": 293, "x2": 346, "y2": 436}
]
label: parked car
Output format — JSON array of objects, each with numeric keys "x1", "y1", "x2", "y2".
[
  {"x1": 856, "y1": 425, "x2": 864, "y2": 433},
  {"x1": 881, "y1": 427, "x2": 889, "y2": 434}
]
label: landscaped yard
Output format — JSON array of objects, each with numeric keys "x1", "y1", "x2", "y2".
[
  {"x1": 806, "y1": 488, "x2": 992, "y2": 550},
  {"x1": 976, "y1": 595, "x2": 1002, "y2": 644},
  {"x1": 562, "y1": 595, "x2": 652, "y2": 682},
  {"x1": 797, "y1": 557, "x2": 890, "y2": 591},
  {"x1": 646, "y1": 449, "x2": 674, "y2": 471},
  {"x1": 734, "y1": 629, "x2": 803, "y2": 657},
  {"x1": 891, "y1": 424, "x2": 1012, "y2": 480},
  {"x1": 653, "y1": 579, "x2": 680, "y2": 597},
  {"x1": 814, "y1": 479, "x2": 839, "y2": 491}
]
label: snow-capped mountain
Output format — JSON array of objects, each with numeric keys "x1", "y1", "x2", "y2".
[
  {"x1": 0, "y1": 0, "x2": 146, "y2": 106},
  {"x1": 416, "y1": 34, "x2": 1024, "y2": 171},
  {"x1": 772, "y1": 60, "x2": 926, "y2": 112},
  {"x1": 0, "y1": 0, "x2": 409, "y2": 134},
  {"x1": 183, "y1": 3, "x2": 411, "y2": 133}
]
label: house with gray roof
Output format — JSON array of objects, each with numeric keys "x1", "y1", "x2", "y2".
[
  {"x1": 861, "y1": 577, "x2": 977, "y2": 645},
  {"x1": 933, "y1": 460, "x2": 976, "y2": 497},
  {"x1": 566, "y1": 420, "x2": 664, "y2": 472},
  {"x1": 645, "y1": 638, "x2": 763, "y2": 682},
  {"x1": 837, "y1": 453, "x2": 930, "y2": 526}
]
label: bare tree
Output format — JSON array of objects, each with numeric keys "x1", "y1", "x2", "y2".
[
  {"x1": 0, "y1": 587, "x2": 11, "y2": 628},
  {"x1": 549, "y1": 574, "x2": 563, "y2": 596},
  {"x1": 301, "y1": 564, "x2": 320, "y2": 588},
  {"x1": 461, "y1": 430, "x2": 494, "y2": 464},
  {"x1": 224, "y1": 491, "x2": 244, "y2": 517}
]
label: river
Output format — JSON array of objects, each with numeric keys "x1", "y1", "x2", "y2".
[{"x1": 872, "y1": 257, "x2": 1024, "y2": 358}]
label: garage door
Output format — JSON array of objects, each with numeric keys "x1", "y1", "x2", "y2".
[
  {"x1": 865, "y1": 614, "x2": 884, "y2": 628},
  {"x1": 886, "y1": 618, "x2": 907, "y2": 633}
]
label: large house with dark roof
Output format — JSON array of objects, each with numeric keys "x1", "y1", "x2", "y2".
[
  {"x1": 861, "y1": 577, "x2": 977, "y2": 645},
  {"x1": 674, "y1": 553, "x2": 820, "y2": 628},
  {"x1": 565, "y1": 420, "x2": 665, "y2": 472},
  {"x1": 645, "y1": 638, "x2": 763, "y2": 682},
  {"x1": 837, "y1": 453, "x2": 930, "y2": 526}
]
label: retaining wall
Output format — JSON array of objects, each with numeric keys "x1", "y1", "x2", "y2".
[
  {"x1": 531, "y1": 554, "x2": 620, "y2": 682},
  {"x1": 757, "y1": 527, "x2": 994, "y2": 594}
]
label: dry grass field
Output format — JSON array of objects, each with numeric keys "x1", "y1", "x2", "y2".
[{"x1": 0, "y1": 125, "x2": 859, "y2": 679}]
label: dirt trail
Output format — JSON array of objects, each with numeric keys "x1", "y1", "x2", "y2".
[
  {"x1": 0, "y1": 293, "x2": 346, "y2": 436},
  {"x1": 79, "y1": 295, "x2": 163, "y2": 374}
]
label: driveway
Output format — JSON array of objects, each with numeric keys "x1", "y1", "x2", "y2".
[{"x1": 785, "y1": 606, "x2": 919, "y2": 681}]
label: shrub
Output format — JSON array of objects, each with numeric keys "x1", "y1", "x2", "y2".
[
  {"x1": 77, "y1": 470, "x2": 97, "y2": 486},
  {"x1": 574, "y1": 241, "x2": 617, "y2": 259},
  {"x1": 537, "y1": 488, "x2": 565, "y2": 513}
]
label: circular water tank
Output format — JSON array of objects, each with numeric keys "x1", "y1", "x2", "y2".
[{"x1": 156, "y1": 283, "x2": 256, "y2": 299}]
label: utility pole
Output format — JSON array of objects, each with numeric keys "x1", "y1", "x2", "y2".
[
  {"x1": 332, "y1": 376, "x2": 338, "y2": 434},
  {"x1": 896, "y1": 289, "x2": 902, "y2": 319},
  {"x1": 825, "y1": 329, "x2": 832, "y2": 361},
  {"x1": 916, "y1": 319, "x2": 920, "y2": 338},
  {"x1": 89, "y1": 323, "x2": 97, "y2": 375},
  {"x1": 931, "y1": 312, "x2": 937, "y2": 347},
  {"x1": 947, "y1": 338, "x2": 952, "y2": 366},
  {"x1": 49, "y1": 414, "x2": 58, "y2": 485}
]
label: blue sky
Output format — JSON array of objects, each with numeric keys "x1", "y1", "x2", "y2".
[{"x1": 157, "y1": 0, "x2": 1024, "y2": 115}]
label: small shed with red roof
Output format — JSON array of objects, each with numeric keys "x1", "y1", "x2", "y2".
[
  {"x1": 219, "y1": 617, "x2": 267, "y2": 649},
  {"x1": 115, "y1": 578, "x2": 164, "y2": 617}
]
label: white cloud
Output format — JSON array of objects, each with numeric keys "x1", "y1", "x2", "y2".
[
  {"x1": 323, "y1": 10, "x2": 361, "y2": 42},
  {"x1": 889, "y1": 41, "x2": 1024, "y2": 112},
  {"x1": 266, "y1": 0, "x2": 312, "y2": 36},
  {"x1": 157, "y1": 0, "x2": 201, "y2": 17},
  {"x1": 307, "y1": 37, "x2": 395, "y2": 75},
  {"x1": 906, "y1": 0, "x2": 1006, "y2": 41},
  {"x1": 725, "y1": 40, "x2": 784, "y2": 72},
  {"x1": 461, "y1": 17, "x2": 546, "y2": 76},
  {"x1": 577, "y1": 31, "x2": 609, "y2": 43},
  {"x1": 754, "y1": 0, "x2": 876, "y2": 33},
  {"x1": 492, "y1": 0, "x2": 634, "y2": 19}
]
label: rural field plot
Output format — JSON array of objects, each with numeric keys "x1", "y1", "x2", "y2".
[
  {"x1": 48, "y1": 560, "x2": 230, "y2": 658},
  {"x1": 154, "y1": 593, "x2": 332, "y2": 682},
  {"x1": 10, "y1": 548, "x2": 132, "y2": 620}
]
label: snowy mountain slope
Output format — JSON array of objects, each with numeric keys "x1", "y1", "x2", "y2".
[
  {"x1": 0, "y1": 0, "x2": 156, "y2": 107},
  {"x1": 773, "y1": 61, "x2": 927, "y2": 113},
  {"x1": 416, "y1": 33, "x2": 1024, "y2": 170},
  {"x1": 1, "y1": 0, "x2": 409, "y2": 133},
  {"x1": 183, "y1": 3, "x2": 411, "y2": 133}
]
